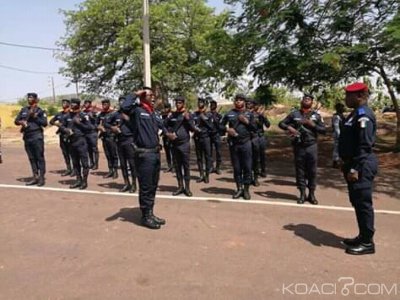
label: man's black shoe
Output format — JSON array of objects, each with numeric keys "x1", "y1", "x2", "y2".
[
  {"x1": 342, "y1": 236, "x2": 362, "y2": 247},
  {"x1": 119, "y1": 184, "x2": 131, "y2": 193},
  {"x1": 253, "y1": 178, "x2": 260, "y2": 187},
  {"x1": 70, "y1": 180, "x2": 82, "y2": 189},
  {"x1": 149, "y1": 210, "x2": 166, "y2": 225},
  {"x1": 259, "y1": 171, "x2": 266, "y2": 178},
  {"x1": 172, "y1": 187, "x2": 185, "y2": 196},
  {"x1": 26, "y1": 177, "x2": 39, "y2": 186},
  {"x1": 297, "y1": 189, "x2": 306, "y2": 204},
  {"x1": 104, "y1": 170, "x2": 114, "y2": 178},
  {"x1": 196, "y1": 176, "x2": 205, "y2": 183},
  {"x1": 37, "y1": 177, "x2": 45, "y2": 187},
  {"x1": 141, "y1": 216, "x2": 161, "y2": 230},
  {"x1": 184, "y1": 189, "x2": 193, "y2": 197},
  {"x1": 61, "y1": 169, "x2": 72, "y2": 177},
  {"x1": 345, "y1": 243, "x2": 375, "y2": 255},
  {"x1": 307, "y1": 191, "x2": 318, "y2": 205},
  {"x1": 232, "y1": 189, "x2": 243, "y2": 199}
]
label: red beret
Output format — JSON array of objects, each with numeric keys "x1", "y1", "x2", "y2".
[{"x1": 345, "y1": 82, "x2": 369, "y2": 93}]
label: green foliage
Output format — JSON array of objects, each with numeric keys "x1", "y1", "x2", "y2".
[{"x1": 46, "y1": 105, "x2": 59, "y2": 117}]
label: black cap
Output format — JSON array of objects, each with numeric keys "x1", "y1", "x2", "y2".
[
  {"x1": 164, "y1": 103, "x2": 171, "y2": 109},
  {"x1": 234, "y1": 93, "x2": 246, "y2": 101},
  {"x1": 27, "y1": 92, "x2": 38, "y2": 99},
  {"x1": 61, "y1": 99, "x2": 70, "y2": 104},
  {"x1": 101, "y1": 99, "x2": 110, "y2": 104},
  {"x1": 118, "y1": 96, "x2": 126, "y2": 102},
  {"x1": 246, "y1": 97, "x2": 256, "y2": 104},
  {"x1": 174, "y1": 96, "x2": 185, "y2": 103},
  {"x1": 303, "y1": 93, "x2": 314, "y2": 100},
  {"x1": 71, "y1": 98, "x2": 81, "y2": 105},
  {"x1": 84, "y1": 99, "x2": 92, "y2": 104},
  {"x1": 209, "y1": 99, "x2": 217, "y2": 104}
]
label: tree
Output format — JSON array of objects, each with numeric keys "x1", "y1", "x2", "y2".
[
  {"x1": 226, "y1": 0, "x2": 400, "y2": 149},
  {"x1": 58, "y1": 0, "x2": 237, "y2": 100}
]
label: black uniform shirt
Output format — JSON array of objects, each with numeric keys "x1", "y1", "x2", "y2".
[
  {"x1": 279, "y1": 109, "x2": 326, "y2": 146},
  {"x1": 208, "y1": 111, "x2": 222, "y2": 135},
  {"x1": 14, "y1": 106, "x2": 48, "y2": 140},
  {"x1": 220, "y1": 109, "x2": 256, "y2": 144},
  {"x1": 254, "y1": 112, "x2": 271, "y2": 136},
  {"x1": 192, "y1": 111, "x2": 213, "y2": 138},
  {"x1": 339, "y1": 105, "x2": 376, "y2": 171},
  {"x1": 81, "y1": 109, "x2": 98, "y2": 133},
  {"x1": 98, "y1": 110, "x2": 118, "y2": 136},
  {"x1": 61, "y1": 111, "x2": 93, "y2": 139},
  {"x1": 164, "y1": 111, "x2": 196, "y2": 144},
  {"x1": 49, "y1": 111, "x2": 69, "y2": 136}
]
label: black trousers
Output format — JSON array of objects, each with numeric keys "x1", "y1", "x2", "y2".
[
  {"x1": 102, "y1": 135, "x2": 119, "y2": 169},
  {"x1": 258, "y1": 135, "x2": 267, "y2": 173},
  {"x1": 70, "y1": 137, "x2": 89, "y2": 177},
  {"x1": 85, "y1": 132, "x2": 98, "y2": 166},
  {"x1": 294, "y1": 143, "x2": 318, "y2": 190},
  {"x1": 210, "y1": 133, "x2": 222, "y2": 167},
  {"x1": 194, "y1": 136, "x2": 212, "y2": 174},
  {"x1": 172, "y1": 141, "x2": 190, "y2": 182},
  {"x1": 162, "y1": 136, "x2": 173, "y2": 168},
  {"x1": 251, "y1": 137, "x2": 260, "y2": 177},
  {"x1": 135, "y1": 152, "x2": 160, "y2": 213},
  {"x1": 345, "y1": 155, "x2": 378, "y2": 242},
  {"x1": 24, "y1": 137, "x2": 46, "y2": 175},
  {"x1": 59, "y1": 136, "x2": 72, "y2": 169},
  {"x1": 117, "y1": 138, "x2": 136, "y2": 179},
  {"x1": 229, "y1": 140, "x2": 252, "y2": 185}
]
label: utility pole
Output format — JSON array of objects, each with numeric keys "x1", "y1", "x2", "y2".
[
  {"x1": 143, "y1": 0, "x2": 151, "y2": 87},
  {"x1": 49, "y1": 76, "x2": 56, "y2": 104}
]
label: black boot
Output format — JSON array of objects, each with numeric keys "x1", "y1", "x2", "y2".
[
  {"x1": 61, "y1": 165, "x2": 72, "y2": 177},
  {"x1": 215, "y1": 163, "x2": 221, "y2": 175},
  {"x1": 112, "y1": 168, "x2": 118, "y2": 179},
  {"x1": 149, "y1": 209, "x2": 166, "y2": 225},
  {"x1": 260, "y1": 170, "x2": 266, "y2": 178},
  {"x1": 104, "y1": 168, "x2": 114, "y2": 178},
  {"x1": 297, "y1": 188, "x2": 306, "y2": 204},
  {"x1": 173, "y1": 179, "x2": 185, "y2": 196},
  {"x1": 26, "y1": 174, "x2": 39, "y2": 186},
  {"x1": 232, "y1": 183, "x2": 243, "y2": 199},
  {"x1": 243, "y1": 184, "x2": 251, "y2": 200},
  {"x1": 184, "y1": 180, "x2": 192, "y2": 197},
  {"x1": 70, "y1": 169, "x2": 76, "y2": 177},
  {"x1": 119, "y1": 176, "x2": 131, "y2": 193},
  {"x1": 92, "y1": 153, "x2": 99, "y2": 170},
  {"x1": 307, "y1": 189, "x2": 318, "y2": 205},
  {"x1": 141, "y1": 210, "x2": 161, "y2": 230},
  {"x1": 253, "y1": 175, "x2": 260, "y2": 187},
  {"x1": 204, "y1": 171, "x2": 209, "y2": 184},
  {"x1": 79, "y1": 169, "x2": 89, "y2": 190},
  {"x1": 196, "y1": 169, "x2": 205, "y2": 183},
  {"x1": 37, "y1": 171, "x2": 45, "y2": 187},
  {"x1": 130, "y1": 176, "x2": 137, "y2": 193},
  {"x1": 70, "y1": 176, "x2": 82, "y2": 189}
]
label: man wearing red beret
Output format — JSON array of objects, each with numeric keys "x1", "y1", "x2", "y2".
[{"x1": 339, "y1": 82, "x2": 378, "y2": 255}]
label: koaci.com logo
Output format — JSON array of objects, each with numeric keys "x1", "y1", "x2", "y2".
[{"x1": 282, "y1": 277, "x2": 399, "y2": 296}]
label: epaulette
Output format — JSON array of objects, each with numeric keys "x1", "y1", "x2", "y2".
[{"x1": 357, "y1": 107, "x2": 366, "y2": 115}]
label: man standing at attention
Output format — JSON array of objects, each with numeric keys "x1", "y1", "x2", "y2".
[
  {"x1": 14, "y1": 93, "x2": 48, "y2": 186},
  {"x1": 339, "y1": 82, "x2": 378, "y2": 255}
]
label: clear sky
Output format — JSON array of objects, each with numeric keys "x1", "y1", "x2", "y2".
[{"x1": 0, "y1": 0, "x2": 228, "y2": 103}]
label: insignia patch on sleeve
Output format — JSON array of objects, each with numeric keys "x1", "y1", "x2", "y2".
[
  {"x1": 358, "y1": 117, "x2": 369, "y2": 128},
  {"x1": 357, "y1": 107, "x2": 366, "y2": 115}
]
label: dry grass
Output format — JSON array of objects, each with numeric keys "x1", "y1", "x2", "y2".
[{"x1": 0, "y1": 104, "x2": 20, "y2": 129}]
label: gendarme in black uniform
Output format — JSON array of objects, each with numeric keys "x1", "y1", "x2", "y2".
[
  {"x1": 14, "y1": 93, "x2": 48, "y2": 186},
  {"x1": 279, "y1": 94, "x2": 326, "y2": 204},
  {"x1": 82, "y1": 100, "x2": 100, "y2": 170},
  {"x1": 208, "y1": 99, "x2": 222, "y2": 174},
  {"x1": 121, "y1": 89, "x2": 166, "y2": 230},
  {"x1": 339, "y1": 82, "x2": 378, "y2": 255}
]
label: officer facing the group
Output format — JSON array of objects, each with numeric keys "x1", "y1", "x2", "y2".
[
  {"x1": 192, "y1": 97, "x2": 213, "y2": 183},
  {"x1": 208, "y1": 99, "x2": 222, "y2": 174},
  {"x1": 339, "y1": 82, "x2": 378, "y2": 255},
  {"x1": 14, "y1": 92, "x2": 48, "y2": 186},
  {"x1": 98, "y1": 99, "x2": 119, "y2": 179},
  {"x1": 49, "y1": 99, "x2": 74, "y2": 176},
  {"x1": 220, "y1": 94, "x2": 256, "y2": 200},
  {"x1": 165, "y1": 96, "x2": 196, "y2": 197},
  {"x1": 120, "y1": 88, "x2": 166, "y2": 230},
  {"x1": 279, "y1": 94, "x2": 326, "y2": 204},
  {"x1": 59, "y1": 98, "x2": 93, "y2": 190},
  {"x1": 82, "y1": 99, "x2": 100, "y2": 170}
]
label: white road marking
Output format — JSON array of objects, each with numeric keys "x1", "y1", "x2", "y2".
[{"x1": 0, "y1": 183, "x2": 399, "y2": 215}]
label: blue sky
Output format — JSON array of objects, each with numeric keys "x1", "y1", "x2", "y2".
[{"x1": 0, "y1": 0, "x2": 228, "y2": 103}]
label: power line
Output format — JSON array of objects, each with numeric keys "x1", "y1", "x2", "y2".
[
  {"x1": 0, "y1": 63, "x2": 58, "y2": 75},
  {"x1": 0, "y1": 41, "x2": 65, "y2": 51}
]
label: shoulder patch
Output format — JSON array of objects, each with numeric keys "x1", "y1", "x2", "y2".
[
  {"x1": 357, "y1": 107, "x2": 366, "y2": 115},
  {"x1": 358, "y1": 116, "x2": 369, "y2": 128}
]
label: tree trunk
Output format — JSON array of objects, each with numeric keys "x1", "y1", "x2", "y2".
[{"x1": 379, "y1": 67, "x2": 400, "y2": 151}]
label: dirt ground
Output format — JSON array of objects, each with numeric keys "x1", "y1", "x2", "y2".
[{"x1": 0, "y1": 127, "x2": 399, "y2": 300}]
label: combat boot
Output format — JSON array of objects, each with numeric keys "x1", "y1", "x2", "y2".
[
  {"x1": 243, "y1": 184, "x2": 251, "y2": 200},
  {"x1": 184, "y1": 180, "x2": 192, "y2": 197},
  {"x1": 37, "y1": 171, "x2": 45, "y2": 187},
  {"x1": 26, "y1": 174, "x2": 39, "y2": 186},
  {"x1": 260, "y1": 170, "x2": 267, "y2": 178},
  {"x1": 149, "y1": 209, "x2": 166, "y2": 225},
  {"x1": 92, "y1": 153, "x2": 99, "y2": 170},
  {"x1": 104, "y1": 168, "x2": 114, "y2": 178},
  {"x1": 232, "y1": 183, "x2": 243, "y2": 199},
  {"x1": 112, "y1": 168, "x2": 118, "y2": 179},
  {"x1": 173, "y1": 179, "x2": 185, "y2": 196},
  {"x1": 119, "y1": 176, "x2": 131, "y2": 193},
  {"x1": 61, "y1": 165, "x2": 72, "y2": 177},
  {"x1": 196, "y1": 169, "x2": 205, "y2": 183},
  {"x1": 70, "y1": 175, "x2": 82, "y2": 189},
  {"x1": 79, "y1": 169, "x2": 89, "y2": 190},
  {"x1": 141, "y1": 215, "x2": 161, "y2": 230},
  {"x1": 130, "y1": 176, "x2": 137, "y2": 193},
  {"x1": 204, "y1": 171, "x2": 209, "y2": 184},
  {"x1": 307, "y1": 189, "x2": 318, "y2": 205},
  {"x1": 215, "y1": 163, "x2": 221, "y2": 175},
  {"x1": 297, "y1": 188, "x2": 306, "y2": 204},
  {"x1": 253, "y1": 175, "x2": 260, "y2": 187}
]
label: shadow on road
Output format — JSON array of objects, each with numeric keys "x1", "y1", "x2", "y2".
[
  {"x1": 91, "y1": 171, "x2": 108, "y2": 177},
  {"x1": 49, "y1": 169, "x2": 65, "y2": 175},
  {"x1": 16, "y1": 177, "x2": 32, "y2": 183},
  {"x1": 158, "y1": 184, "x2": 177, "y2": 193},
  {"x1": 98, "y1": 182, "x2": 123, "y2": 190},
  {"x1": 59, "y1": 179, "x2": 76, "y2": 186},
  {"x1": 201, "y1": 186, "x2": 234, "y2": 196},
  {"x1": 105, "y1": 207, "x2": 142, "y2": 226},
  {"x1": 283, "y1": 223, "x2": 345, "y2": 249},
  {"x1": 255, "y1": 191, "x2": 298, "y2": 201}
]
